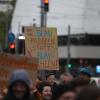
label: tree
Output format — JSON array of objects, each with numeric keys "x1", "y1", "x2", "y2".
[
  {"x1": 0, "y1": 0, "x2": 16, "y2": 52},
  {"x1": 10, "y1": 0, "x2": 16, "y2": 7}
]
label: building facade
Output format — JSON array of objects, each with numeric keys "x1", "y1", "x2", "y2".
[
  {"x1": 11, "y1": 0, "x2": 100, "y2": 36},
  {"x1": 0, "y1": 0, "x2": 12, "y2": 12},
  {"x1": 58, "y1": 34, "x2": 100, "y2": 69}
]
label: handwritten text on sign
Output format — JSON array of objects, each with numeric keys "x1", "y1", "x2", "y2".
[{"x1": 25, "y1": 27, "x2": 59, "y2": 70}]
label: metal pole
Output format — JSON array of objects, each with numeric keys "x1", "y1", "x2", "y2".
[
  {"x1": 41, "y1": 0, "x2": 47, "y2": 28},
  {"x1": 40, "y1": 0, "x2": 47, "y2": 79},
  {"x1": 44, "y1": 12, "x2": 47, "y2": 27},
  {"x1": 40, "y1": 0, "x2": 44, "y2": 37},
  {"x1": 15, "y1": 22, "x2": 20, "y2": 54},
  {"x1": 66, "y1": 25, "x2": 71, "y2": 72}
]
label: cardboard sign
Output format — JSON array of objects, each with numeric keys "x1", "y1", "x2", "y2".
[
  {"x1": 25, "y1": 27, "x2": 59, "y2": 70},
  {"x1": 0, "y1": 53, "x2": 38, "y2": 89}
]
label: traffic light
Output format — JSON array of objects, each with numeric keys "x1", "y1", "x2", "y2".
[
  {"x1": 9, "y1": 42, "x2": 15, "y2": 54},
  {"x1": 9, "y1": 43, "x2": 15, "y2": 49},
  {"x1": 8, "y1": 33, "x2": 15, "y2": 54},
  {"x1": 68, "y1": 64, "x2": 72, "y2": 69},
  {"x1": 43, "y1": 0, "x2": 49, "y2": 12},
  {"x1": 67, "y1": 63, "x2": 74, "y2": 70}
]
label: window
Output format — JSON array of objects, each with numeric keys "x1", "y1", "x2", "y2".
[
  {"x1": 0, "y1": 0, "x2": 9, "y2": 4},
  {"x1": 58, "y1": 34, "x2": 100, "y2": 46}
]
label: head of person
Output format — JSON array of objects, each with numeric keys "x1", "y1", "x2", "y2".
[
  {"x1": 36, "y1": 76, "x2": 42, "y2": 83},
  {"x1": 76, "y1": 87, "x2": 100, "y2": 100},
  {"x1": 7, "y1": 70, "x2": 31, "y2": 100},
  {"x1": 71, "y1": 77, "x2": 89, "y2": 94},
  {"x1": 38, "y1": 83, "x2": 52, "y2": 100},
  {"x1": 46, "y1": 73, "x2": 56, "y2": 86},
  {"x1": 35, "y1": 76, "x2": 43, "y2": 89},
  {"x1": 3, "y1": 89, "x2": 8, "y2": 96},
  {"x1": 52, "y1": 84, "x2": 76, "y2": 100},
  {"x1": 60, "y1": 73, "x2": 73, "y2": 84},
  {"x1": 79, "y1": 67, "x2": 94, "y2": 81}
]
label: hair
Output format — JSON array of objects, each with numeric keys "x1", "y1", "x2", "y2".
[
  {"x1": 77, "y1": 87, "x2": 100, "y2": 100},
  {"x1": 37, "y1": 82, "x2": 52, "y2": 93},
  {"x1": 71, "y1": 77, "x2": 89, "y2": 88},
  {"x1": 60, "y1": 73, "x2": 73, "y2": 79},
  {"x1": 46, "y1": 73, "x2": 55, "y2": 79},
  {"x1": 52, "y1": 84, "x2": 75, "y2": 100},
  {"x1": 37, "y1": 76, "x2": 43, "y2": 81}
]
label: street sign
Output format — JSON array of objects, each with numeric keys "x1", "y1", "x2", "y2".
[{"x1": 8, "y1": 32, "x2": 15, "y2": 43}]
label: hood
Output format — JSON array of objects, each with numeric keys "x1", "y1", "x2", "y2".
[
  {"x1": 9, "y1": 70, "x2": 30, "y2": 87},
  {"x1": 4, "y1": 70, "x2": 31, "y2": 100}
]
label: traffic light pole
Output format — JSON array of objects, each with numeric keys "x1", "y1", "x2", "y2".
[
  {"x1": 66, "y1": 25, "x2": 71, "y2": 73},
  {"x1": 41, "y1": 0, "x2": 47, "y2": 28},
  {"x1": 40, "y1": 0, "x2": 48, "y2": 79}
]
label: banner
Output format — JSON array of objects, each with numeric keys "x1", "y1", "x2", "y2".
[
  {"x1": 0, "y1": 53, "x2": 38, "y2": 89},
  {"x1": 25, "y1": 27, "x2": 59, "y2": 70}
]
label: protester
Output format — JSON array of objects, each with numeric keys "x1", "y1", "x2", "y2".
[
  {"x1": 35, "y1": 76, "x2": 43, "y2": 89},
  {"x1": 37, "y1": 82, "x2": 52, "y2": 100},
  {"x1": 2, "y1": 89, "x2": 8, "y2": 97},
  {"x1": 60, "y1": 73, "x2": 73, "y2": 84},
  {"x1": 46, "y1": 73, "x2": 57, "y2": 89},
  {"x1": 4, "y1": 70, "x2": 33, "y2": 100},
  {"x1": 76, "y1": 87, "x2": 100, "y2": 100},
  {"x1": 71, "y1": 77, "x2": 89, "y2": 94},
  {"x1": 52, "y1": 84, "x2": 76, "y2": 100},
  {"x1": 79, "y1": 67, "x2": 94, "y2": 82}
]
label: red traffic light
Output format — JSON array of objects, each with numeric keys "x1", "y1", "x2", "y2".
[
  {"x1": 9, "y1": 43, "x2": 15, "y2": 49},
  {"x1": 43, "y1": 0, "x2": 49, "y2": 4},
  {"x1": 43, "y1": 0, "x2": 49, "y2": 12}
]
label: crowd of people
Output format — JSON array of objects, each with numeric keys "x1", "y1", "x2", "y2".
[{"x1": 0, "y1": 67, "x2": 100, "y2": 100}]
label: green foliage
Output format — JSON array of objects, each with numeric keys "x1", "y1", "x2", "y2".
[
  {"x1": 10, "y1": 0, "x2": 16, "y2": 7},
  {"x1": 0, "y1": 11, "x2": 7, "y2": 48},
  {"x1": 0, "y1": 0, "x2": 16, "y2": 50}
]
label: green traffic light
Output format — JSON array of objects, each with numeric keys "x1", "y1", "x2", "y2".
[{"x1": 68, "y1": 64, "x2": 72, "y2": 68}]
